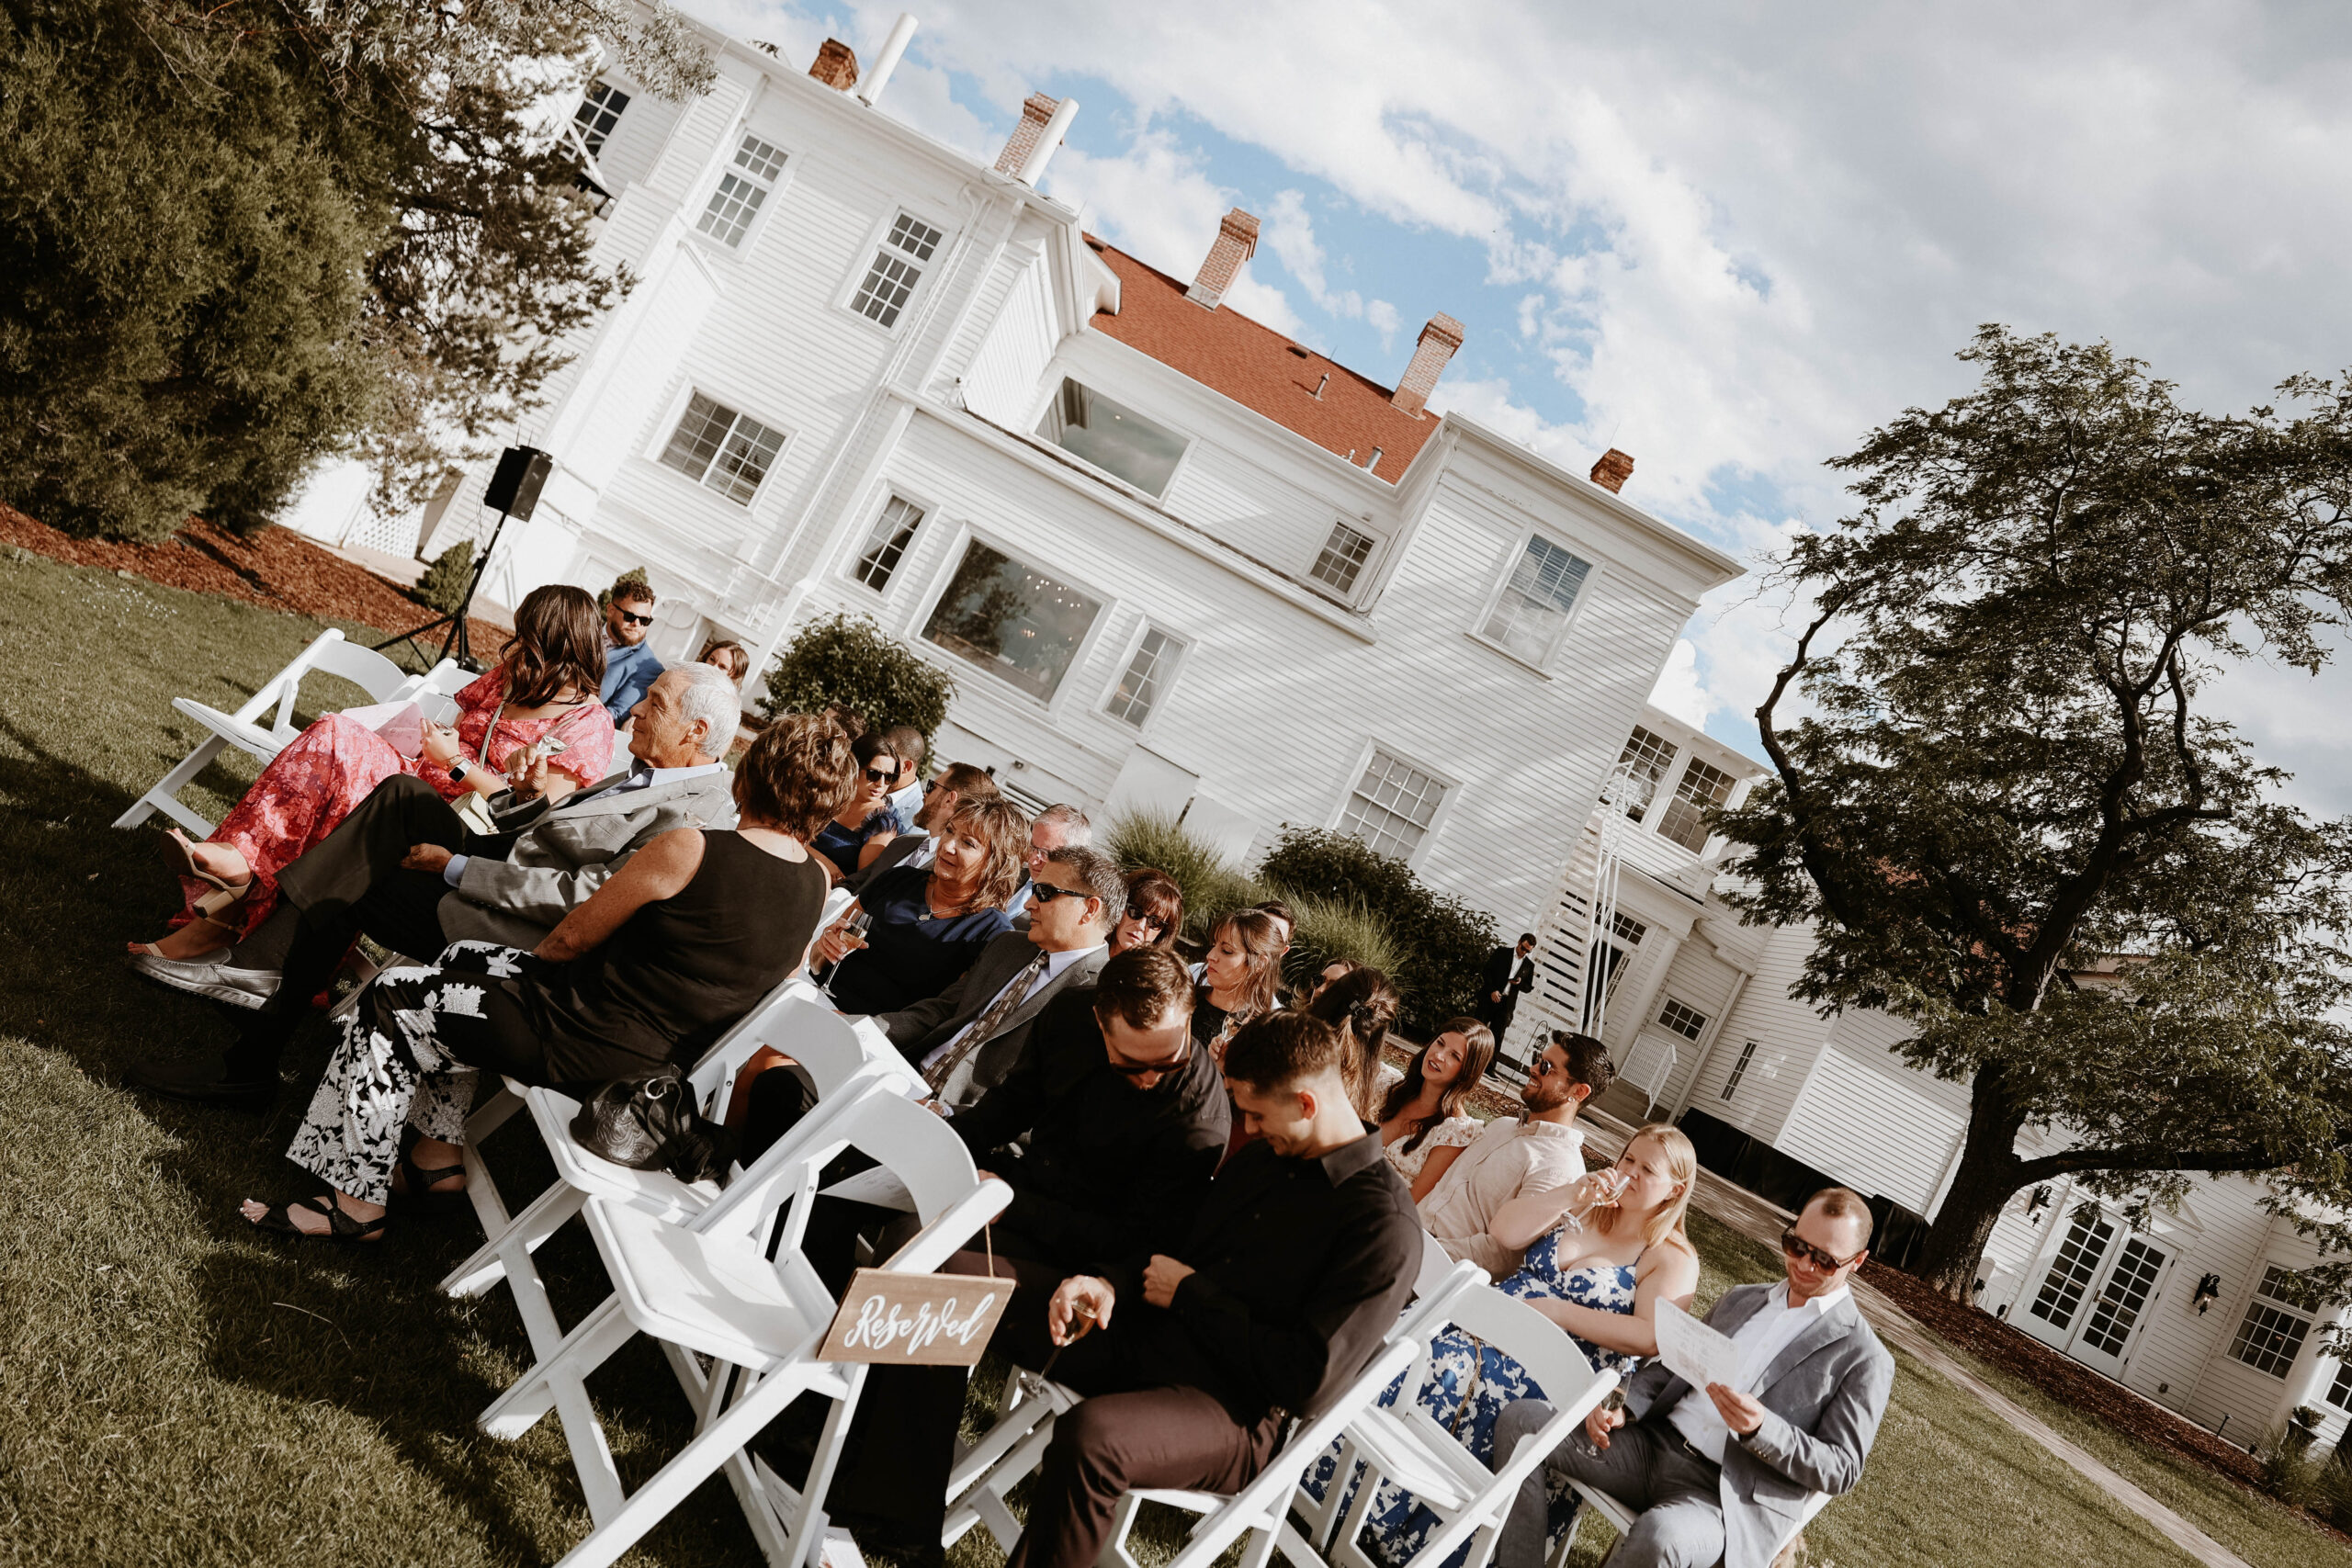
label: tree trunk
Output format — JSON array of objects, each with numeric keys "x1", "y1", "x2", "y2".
[{"x1": 1908, "y1": 1074, "x2": 2029, "y2": 1300}]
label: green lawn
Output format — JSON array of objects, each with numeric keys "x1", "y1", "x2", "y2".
[{"x1": 1, "y1": 546, "x2": 2346, "y2": 1568}]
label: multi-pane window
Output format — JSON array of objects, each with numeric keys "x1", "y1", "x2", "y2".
[
  {"x1": 2030, "y1": 1208, "x2": 2115, "y2": 1331},
  {"x1": 1658, "y1": 756, "x2": 1736, "y2": 852},
  {"x1": 851, "y1": 212, "x2": 944, "y2": 329},
  {"x1": 1340, "y1": 749, "x2": 1445, "y2": 861},
  {"x1": 1310, "y1": 522, "x2": 1376, "y2": 595},
  {"x1": 2079, "y1": 1236, "x2": 2165, "y2": 1357},
  {"x1": 1611, "y1": 911, "x2": 1648, "y2": 946},
  {"x1": 1583, "y1": 941, "x2": 1630, "y2": 1032},
  {"x1": 1721, "y1": 1041, "x2": 1759, "y2": 1100},
  {"x1": 658, "y1": 393, "x2": 786, "y2": 505},
  {"x1": 573, "y1": 80, "x2": 630, "y2": 154},
  {"x1": 2329, "y1": 1357, "x2": 2352, "y2": 1411},
  {"x1": 2229, "y1": 1265, "x2": 2315, "y2": 1378},
  {"x1": 1482, "y1": 535, "x2": 1592, "y2": 662},
  {"x1": 1106, "y1": 627, "x2": 1178, "y2": 727},
  {"x1": 1657, "y1": 998, "x2": 1708, "y2": 1041},
  {"x1": 1035, "y1": 379, "x2": 1188, "y2": 497},
  {"x1": 852, "y1": 496, "x2": 924, "y2": 590},
  {"x1": 696, "y1": 133, "x2": 788, "y2": 247},
  {"x1": 922, "y1": 542, "x2": 1102, "y2": 701},
  {"x1": 1616, "y1": 727, "x2": 1678, "y2": 820}
]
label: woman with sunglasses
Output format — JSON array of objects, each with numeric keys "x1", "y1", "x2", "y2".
[
  {"x1": 1108, "y1": 867, "x2": 1185, "y2": 956},
  {"x1": 130, "y1": 583, "x2": 616, "y2": 964},
  {"x1": 809, "y1": 732, "x2": 904, "y2": 881},
  {"x1": 815, "y1": 796, "x2": 1030, "y2": 1016},
  {"x1": 1348, "y1": 1125, "x2": 1702, "y2": 1567}
]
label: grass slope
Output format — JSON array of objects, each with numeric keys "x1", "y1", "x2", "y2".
[{"x1": 0, "y1": 548, "x2": 2343, "y2": 1568}]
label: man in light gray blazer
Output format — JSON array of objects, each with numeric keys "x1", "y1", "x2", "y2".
[
  {"x1": 124, "y1": 664, "x2": 742, "y2": 1107},
  {"x1": 1491, "y1": 1188, "x2": 1894, "y2": 1568},
  {"x1": 869, "y1": 845, "x2": 1125, "y2": 1111}
]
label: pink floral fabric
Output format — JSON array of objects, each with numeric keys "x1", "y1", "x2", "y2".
[{"x1": 179, "y1": 667, "x2": 615, "y2": 937}]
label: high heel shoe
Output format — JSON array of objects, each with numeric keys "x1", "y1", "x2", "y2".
[{"x1": 161, "y1": 829, "x2": 251, "y2": 921}]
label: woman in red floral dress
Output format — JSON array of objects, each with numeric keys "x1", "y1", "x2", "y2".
[{"x1": 130, "y1": 584, "x2": 617, "y2": 961}]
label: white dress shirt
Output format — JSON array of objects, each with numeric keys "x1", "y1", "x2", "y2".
[
  {"x1": 442, "y1": 761, "x2": 727, "y2": 886},
  {"x1": 916, "y1": 942, "x2": 1102, "y2": 1075},
  {"x1": 1667, "y1": 1280, "x2": 1851, "y2": 1463}
]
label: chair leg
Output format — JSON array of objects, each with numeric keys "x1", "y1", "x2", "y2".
[
  {"x1": 1097, "y1": 1492, "x2": 1148, "y2": 1568},
  {"x1": 440, "y1": 1181, "x2": 587, "y2": 1302},
  {"x1": 480, "y1": 1295, "x2": 637, "y2": 1438},
  {"x1": 113, "y1": 736, "x2": 227, "y2": 831}
]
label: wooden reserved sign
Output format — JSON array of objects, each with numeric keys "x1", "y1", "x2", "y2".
[{"x1": 820, "y1": 1269, "x2": 1011, "y2": 1366}]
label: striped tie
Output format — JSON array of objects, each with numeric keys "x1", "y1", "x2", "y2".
[{"x1": 924, "y1": 953, "x2": 1050, "y2": 1095}]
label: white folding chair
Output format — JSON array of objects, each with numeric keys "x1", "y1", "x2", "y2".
[
  {"x1": 1311, "y1": 1284, "x2": 1618, "y2": 1568},
  {"x1": 114, "y1": 630, "x2": 452, "y2": 834},
  {"x1": 439, "y1": 987, "x2": 910, "y2": 1366},
  {"x1": 1553, "y1": 1472, "x2": 1829, "y2": 1568},
  {"x1": 478, "y1": 1088, "x2": 1011, "y2": 1568}
]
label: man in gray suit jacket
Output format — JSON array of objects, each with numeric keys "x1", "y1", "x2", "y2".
[
  {"x1": 1491, "y1": 1188, "x2": 1894, "y2": 1568},
  {"x1": 124, "y1": 664, "x2": 742, "y2": 1107},
  {"x1": 870, "y1": 844, "x2": 1125, "y2": 1111}
]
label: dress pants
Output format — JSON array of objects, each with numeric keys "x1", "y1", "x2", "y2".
[
  {"x1": 826, "y1": 1252, "x2": 1283, "y2": 1568},
  {"x1": 224, "y1": 773, "x2": 507, "y2": 1079},
  {"x1": 1491, "y1": 1399, "x2": 1725, "y2": 1568}
]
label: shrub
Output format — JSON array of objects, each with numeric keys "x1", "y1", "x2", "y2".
[
  {"x1": 1285, "y1": 893, "x2": 1405, "y2": 991},
  {"x1": 758, "y1": 612, "x2": 954, "y2": 760},
  {"x1": 1256, "y1": 826, "x2": 1500, "y2": 1039},
  {"x1": 1103, "y1": 809, "x2": 1259, "y2": 942},
  {"x1": 411, "y1": 538, "x2": 476, "y2": 615}
]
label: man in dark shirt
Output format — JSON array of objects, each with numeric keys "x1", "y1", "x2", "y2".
[{"x1": 841, "y1": 1010, "x2": 1419, "y2": 1568}]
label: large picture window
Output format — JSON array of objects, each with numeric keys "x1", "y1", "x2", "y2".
[
  {"x1": 1035, "y1": 379, "x2": 1187, "y2": 497},
  {"x1": 923, "y1": 542, "x2": 1102, "y2": 702},
  {"x1": 1482, "y1": 534, "x2": 1592, "y2": 663}
]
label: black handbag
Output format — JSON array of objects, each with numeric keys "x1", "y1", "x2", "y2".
[{"x1": 570, "y1": 1066, "x2": 739, "y2": 1184}]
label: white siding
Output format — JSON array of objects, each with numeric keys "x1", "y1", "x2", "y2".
[
  {"x1": 1777, "y1": 1021, "x2": 1964, "y2": 1215},
  {"x1": 1683, "y1": 923, "x2": 1829, "y2": 1146}
]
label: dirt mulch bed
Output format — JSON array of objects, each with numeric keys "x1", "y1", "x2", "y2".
[
  {"x1": 1860, "y1": 1258, "x2": 2276, "y2": 1490},
  {"x1": 0, "y1": 503, "x2": 506, "y2": 660}
]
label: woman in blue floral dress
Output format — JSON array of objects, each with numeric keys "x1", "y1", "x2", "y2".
[{"x1": 1351, "y1": 1124, "x2": 1702, "y2": 1567}]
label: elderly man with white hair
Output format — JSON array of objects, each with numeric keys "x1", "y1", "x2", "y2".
[
  {"x1": 124, "y1": 661, "x2": 745, "y2": 1108},
  {"x1": 1005, "y1": 802, "x2": 1092, "y2": 917}
]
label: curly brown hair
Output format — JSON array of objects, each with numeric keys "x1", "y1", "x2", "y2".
[
  {"x1": 932, "y1": 796, "x2": 1030, "y2": 912},
  {"x1": 734, "y1": 713, "x2": 857, "y2": 839},
  {"x1": 501, "y1": 584, "x2": 606, "y2": 707}
]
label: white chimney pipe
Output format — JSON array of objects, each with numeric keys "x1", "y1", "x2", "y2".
[
  {"x1": 856, "y1": 13, "x2": 918, "y2": 106},
  {"x1": 1015, "y1": 96, "x2": 1080, "y2": 186}
]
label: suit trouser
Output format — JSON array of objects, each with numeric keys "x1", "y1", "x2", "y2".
[
  {"x1": 827, "y1": 1250, "x2": 1283, "y2": 1568},
  {"x1": 224, "y1": 774, "x2": 504, "y2": 1080},
  {"x1": 1492, "y1": 1399, "x2": 1724, "y2": 1568}
]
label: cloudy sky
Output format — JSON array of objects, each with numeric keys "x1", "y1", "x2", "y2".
[{"x1": 687, "y1": 0, "x2": 2352, "y2": 807}]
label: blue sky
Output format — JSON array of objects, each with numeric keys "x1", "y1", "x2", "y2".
[{"x1": 694, "y1": 1, "x2": 2352, "y2": 807}]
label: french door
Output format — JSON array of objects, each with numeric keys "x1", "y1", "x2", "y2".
[{"x1": 2022, "y1": 1206, "x2": 2170, "y2": 1377}]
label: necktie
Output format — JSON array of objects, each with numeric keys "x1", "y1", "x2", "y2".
[{"x1": 925, "y1": 953, "x2": 1050, "y2": 1094}]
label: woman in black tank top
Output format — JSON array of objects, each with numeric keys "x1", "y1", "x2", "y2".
[{"x1": 240, "y1": 716, "x2": 858, "y2": 1242}]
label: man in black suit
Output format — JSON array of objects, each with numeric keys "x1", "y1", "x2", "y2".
[
  {"x1": 835, "y1": 1010, "x2": 1420, "y2": 1568},
  {"x1": 1478, "y1": 933, "x2": 1538, "y2": 1059}
]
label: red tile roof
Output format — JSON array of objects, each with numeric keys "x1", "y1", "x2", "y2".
[{"x1": 1082, "y1": 237, "x2": 1441, "y2": 483}]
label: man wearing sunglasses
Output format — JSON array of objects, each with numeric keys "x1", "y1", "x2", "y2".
[
  {"x1": 596, "y1": 574, "x2": 666, "y2": 727},
  {"x1": 1491, "y1": 1187, "x2": 1894, "y2": 1568}
]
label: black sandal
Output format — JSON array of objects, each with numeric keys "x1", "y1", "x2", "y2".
[
  {"x1": 390, "y1": 1145, "x2": 469, "y2": 1214},
  {"x1": 247, "y1": 1195, "x2": 387, "y2": 1244}
]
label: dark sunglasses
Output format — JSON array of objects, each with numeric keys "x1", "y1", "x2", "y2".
[
  {"x1": 1781, "y1": 1227, "x2": 1864, "y2": 1273},
  {"x1": 1109, "y1": 1040, "x2": 1190, "y2": 1077},
  {"x1": 1027, "y1": 882, "x2": 1091, "y2": 906},
  {"x1": 862, "y1": 766, "x2": 896, "y2": 784},
  {"x1": 617, "y1": 610, "x2": 655, "y2": 626}
]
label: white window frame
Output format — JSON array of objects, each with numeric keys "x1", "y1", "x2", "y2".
[
  {"x1": 573, "y1": 78, "x2": 631, "y2": 155},
  {"x1": 1100, "y1": 619, "x2": 1189, "y2": 731},
  {"x1": 1657, "y1": 997, "x2": 1708, "y2": 1041},
  {"x1": 835, "y1": 207, "x2": 952, "y2": 334},
  {"x1": 644, "y1": 382, "x2": 792, "y2": 509},
  {"x1": 692, "y1": 127, "x2": 796, "y2": 253},
  {"x1": 1026, "y1": 371, "x2": 1197, "y2": 502},
  {"x1": 906, "y1": 524, "x2": 1118, "y2": 715},
  {"x1": 1306, "y1": 518, "x2": 1385, "y2": 604},
  {"x1": 842, "y1": 488, "x2": 935, "y2": 596},
  {"x1": 2228, "y1": 1265, "x2": 2317, "y2": 1379},
  {"x1": 1469, "y1": 525, "x2": 1601, "y2": 671},
  {"x1": 1327, "y1": 738, "x2": 1459, "y2": 867}
]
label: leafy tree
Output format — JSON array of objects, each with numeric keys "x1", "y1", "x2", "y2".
[
  {"x1": 0, "y1": 1, "x2": 710, "y2": 541},
  {"x1": 412, "y1": 539, "x2": 478, "y2": 615},
  {"x1": 759, "y1": 614, "x2": 956, "y2": 760},
  {"x1": 1720, "y1": 327, "x2": 2352, "y2": 1300}
]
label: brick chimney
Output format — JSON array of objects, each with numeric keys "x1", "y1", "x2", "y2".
[
  {"x1": 1589, "y1": 448, "x2": 1634, "y2": 492},
  {"x1": 808, "y1": 39, "x2": 859, "y2": 90},
  {"x1": 1186, "y1": 209, "x2": 1261, "y2": 309},
  {"x1": 1390, "y1": 314, "x2": 1465, "y2": 415},
  {"x1": 996, "y1": 94, "x2": 1061, "y2": 175}
]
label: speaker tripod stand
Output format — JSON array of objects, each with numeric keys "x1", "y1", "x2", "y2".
[
  {"x1": 374, "y1": 445, "x2": 550, "y2": 672},
  {"x1": 373, "y1": 501, "x2": 516, "y2": 671}
]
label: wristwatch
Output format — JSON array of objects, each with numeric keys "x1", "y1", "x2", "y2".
[{"x1": 448, "y1": 760, "x2": 469, "y2": 784}]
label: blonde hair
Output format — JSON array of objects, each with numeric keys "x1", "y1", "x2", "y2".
[{"x1": 1595, "y1": 1123, "x2": 1698, "y2": 1254}]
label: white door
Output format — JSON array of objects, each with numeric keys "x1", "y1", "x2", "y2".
[{"x1": 2018, "y1": 1205, "x2": 2169, "y2": 1376}]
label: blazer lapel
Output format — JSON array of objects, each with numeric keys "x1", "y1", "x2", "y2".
[
  {"x1": 1642, "y1": 1283, "x2": 1771, "y2": 1416},
  {"x1": 1753, "y1": 1294, "x2": 1859, "y2": 1394},
  {"x1": 999, "y1": 948, "x2": 1102, "y2": 1033}
]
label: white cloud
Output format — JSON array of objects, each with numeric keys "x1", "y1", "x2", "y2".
[
  {"x1": 1261, "y1": 190, "x2": 1402, "y2": 345},
  {"x1": 1648, "y1": 638, "x2": 1708, "y2": 728}
]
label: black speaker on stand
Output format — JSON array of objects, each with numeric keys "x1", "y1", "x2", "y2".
[{"x1": 376, "y1": 446, "x2": 552, "y2": 671}]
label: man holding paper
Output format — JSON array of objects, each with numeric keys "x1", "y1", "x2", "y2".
[{"x1": 1489, "y1": 1187, "x2": 1894, "y2": 1568}]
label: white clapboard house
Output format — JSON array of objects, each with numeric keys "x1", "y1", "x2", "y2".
[
  {"x1": 1532, "y1": 702, "x2": 2352, "y2": 1454},
  {"x1": 308, "y1": 13, "x2": 1738, "y2": 955}
]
